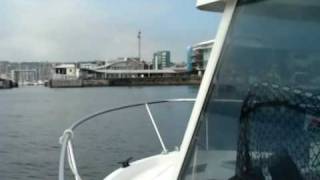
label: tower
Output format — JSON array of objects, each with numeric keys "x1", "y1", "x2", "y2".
[{"x1": 138, "y1": 30, "x2": 141, "y2": 61}]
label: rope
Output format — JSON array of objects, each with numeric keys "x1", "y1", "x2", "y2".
[
  {"x1": 59, "y1": 129, "x2": 82, "y2": 180},
  {"x1": 67, "y1": 141, "x2": 82, "y2": 180}
]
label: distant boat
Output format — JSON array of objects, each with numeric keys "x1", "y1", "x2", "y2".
[{"x1": 37, "y1": 80, "x2": 45, "y2": 86}]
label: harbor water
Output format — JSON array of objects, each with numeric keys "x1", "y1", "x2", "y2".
[{"x1": 0, "y1": 86, "x2": 198, "y2": 180}]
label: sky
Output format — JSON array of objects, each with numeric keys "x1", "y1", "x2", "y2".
[{"x1": 0, "y1": 0, "x2": 221, "y2": 63}]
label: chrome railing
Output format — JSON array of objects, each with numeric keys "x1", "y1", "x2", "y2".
[{"x1": 58, "y1": 98, "x2": 196, "y2": 180}]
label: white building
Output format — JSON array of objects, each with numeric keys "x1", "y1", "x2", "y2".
[
  {"x1": 187, "y1": 39, "x2": 215, "y2": 74},
  {"x1": 52, "y1": 64, "x2": 80, "y2": 80}
]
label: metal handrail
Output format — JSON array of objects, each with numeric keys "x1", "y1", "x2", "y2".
[{"x1": 58, "y1": 98, "x2": 195, "y2": 180}]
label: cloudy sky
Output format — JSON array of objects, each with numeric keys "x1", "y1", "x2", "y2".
[{"x1": 0, "y1": 0, "x2": 220, "y2": 62}]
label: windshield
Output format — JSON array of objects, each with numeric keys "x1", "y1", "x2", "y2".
[{"x1": 181, "y1": 0, "x2": 320, "y2": 179}]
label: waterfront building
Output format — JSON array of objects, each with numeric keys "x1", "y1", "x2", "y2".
[
  {"x1": 36, "y1": 62, "x2": 52, "y2": 81},
  {"x1": 52, "y1": 63, "x2": 80, "y2": 80},
  {"x1": 187, "y1": 39, "x2": 214, "y2": 75},
  {"x1": 96, "y1": 57, "x2": 145, "y2": 71},
  {"x1": 51, "y1": 59, "x2": 150, "y2": 80},
  {"x1": 11, "y1": 70, "x2": 19, "y2": 82},
  {"x1": 0, "y1": 61, "x2": 10, "y2": 77},
  {"x1": 10, "y1": 64, "x2": 41, "y2": 84},
  {"x1": 80, "y1": 68, "x2": 188, "y2": 80},
  {"x1": 152, "y1": 51, "x2": 171, "y2": 70},
  {"x1": 11, "y1": 70, "x2": 37, "y2": 83},
  {"x1": 79, "y1": 61, "x2": 105, "y2": 70},
  {"x1": 4, "y1": 62, "x2": 52, "y2": 82},
  {"x1": 15, "y1": 62, "x2": 39, "y2": 82}
]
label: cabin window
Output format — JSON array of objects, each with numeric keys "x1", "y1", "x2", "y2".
[{"x1": 180, "y1": 0, "x2": 320, "y2": 179}]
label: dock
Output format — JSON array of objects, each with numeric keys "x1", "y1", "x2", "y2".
[{"x1": 48, "y1": 76, "x2": 201, "y2": 88}]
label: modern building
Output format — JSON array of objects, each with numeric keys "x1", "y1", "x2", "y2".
[
  {"x1": 96, "y1": 57, "x2": 145, "y2": 71},
  {"x1": 79, "y1": 61, "x2": 105, "y2": 70},
  {"x1": 0, "y1": 61, "x2": 10, "y2": 77},
  {"x1": 80, "y1": 68, "x2": 189, "y2": 80},
  {"x1": 4, "y1": 62, "x2": 52, "y2": 82},
  {"x1": 153, "y1": 51, "x2": 171, "y2": 70},
  {"x1": 11, "y1": 69, "x2": 37, "y2": 83},
  {"x1": 10, "y1": 70, "x2": 19, "y2": 83},
  {"x1": 187, "y1": 40, "x2": 214, "y2": 74}
]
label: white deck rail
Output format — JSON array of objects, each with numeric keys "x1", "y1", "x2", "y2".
[{"x1": 58, "y1": 98, "x2": 195, "y2": 180}]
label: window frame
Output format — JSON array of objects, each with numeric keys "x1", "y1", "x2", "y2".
[{"x1": 176, "y1": 0, "x2": 238, "y2": 179}]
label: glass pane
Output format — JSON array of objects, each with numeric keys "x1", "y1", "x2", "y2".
[{"x1": 181, "y1": 0, "x2": 320, "y2": 179}]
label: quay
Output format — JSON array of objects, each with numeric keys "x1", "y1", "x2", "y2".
[{"x1": 48, "y1": 76, "x2": 201, "y2": 88}]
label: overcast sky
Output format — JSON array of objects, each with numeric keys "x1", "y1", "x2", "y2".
[{"x1": 0, "y1": 0, "x2": 220, "y2": 62}]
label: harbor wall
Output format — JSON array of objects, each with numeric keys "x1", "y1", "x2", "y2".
[
  {"x1": 49, "y1": 79, "x2": 82, "y2": 88},
  {"x1": 110, "y1": 76, "x2": 201, "y2": 86},
  {"x1": 82, "y1": 80, "x2": 110, "y2": 87},
  {"x1": 49, "y1": 76, "x2": 201, "y2": 88}
]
